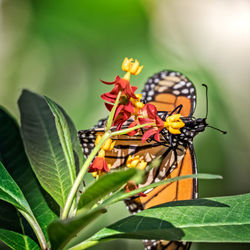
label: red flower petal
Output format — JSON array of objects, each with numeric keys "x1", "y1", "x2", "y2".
[
  {"x1": 145, "y1": 104, "x2": 157, "y2": 119},
  {"x1": 127, "y1": 120, "x2": 139, "y2": 136},
  {"x1": 100, "y1": 75, "x2": 120, "y2": 85},
  {"x1": 123, "y1": 101, "x2": 135, "y2": 113},
  {"x1": 141, "y1": 128, "x2": 157, "y2": 143},
  {"x1": 154, "y1": 131, "x2": 160, "y2": 142},
  {"x1": 105, "y1": 103, "x2": 114, "y2": 111},
  {"x1": 103, "y1": 159, "x2": 109, "y2": 172},
  {"x1": 155, "y1": 116, "x2": 164, "y2": 127},
  {"x1": 138, "y1": 117, "x2": 153, "y2": 125},
  {"x1": 124, "y1": 83, "x2": 138, "y2": 99},
  {"x1": 88, "y1": 157, "x2": 109, "y2": 173},
  {"x1": 114, "y1": 104, "x2": 124, "y2": 120},
  {"x1": 131, "y1": 86, "x2": 138, "y2": 93}
]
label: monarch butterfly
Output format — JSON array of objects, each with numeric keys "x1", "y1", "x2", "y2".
[{"x1": 78, "y1": 70, "x2": 220, "y2": 250}]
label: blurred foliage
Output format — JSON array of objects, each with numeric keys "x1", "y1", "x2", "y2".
[{"x1": 0, "y1": 0, "x2": 249, "y2": 249}]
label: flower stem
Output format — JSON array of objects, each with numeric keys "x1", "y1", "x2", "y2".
[
  {"x1": 105, "y1": 91, "x2": 122, "y2": 132},
  {"x1": 111, "y1": 123, "x2": 155, "y2": 136},
  {"x1": 61, "y1": 132, "x2": 111, "y2": 219}
]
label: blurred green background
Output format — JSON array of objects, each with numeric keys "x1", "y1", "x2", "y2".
[{"x1": 1, "y1": 0, "x2": 250, "y2": 249}]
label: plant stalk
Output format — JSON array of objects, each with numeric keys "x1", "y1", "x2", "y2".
[
  {"x1": 20, "y1": 210, "x2": 47, "y2": 250},
  {"x1": 105, "y1": 91, "x2": 122, "y2": 132},
  {"x1": 61, "y1": 132, "x2": 111, "y2": 219}
]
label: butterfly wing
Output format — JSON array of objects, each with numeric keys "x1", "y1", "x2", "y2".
[
  {"x1": 79, "y1": 71, "x2": 198, "y2": 250},
  {"x1": 126, "y1": 144, "x2": 197, "y2": 250},
  {"x1": 141, "y1": 70, "x2": 196, "y2": 117},
  {"x1": 143, "y1": 240, "x2": 191, "y2": 250},
  {"x1": 125, "y1": 144, "x2": 197, "y2": 211}
]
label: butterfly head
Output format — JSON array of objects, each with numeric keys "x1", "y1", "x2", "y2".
[{"x1": 193, "y1": 117, "x2": 208, "y2": 133}]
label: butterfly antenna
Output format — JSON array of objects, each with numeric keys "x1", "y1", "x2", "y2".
[
  {"x1": 207, "y1": 125, "x2": 227, "y2": 134},
  {"x1": 202, "y1": 83, "x2": 227, "y2": 134},
  {"x1": 202, "y1": 83, "x2": 208, "y2": 119}
]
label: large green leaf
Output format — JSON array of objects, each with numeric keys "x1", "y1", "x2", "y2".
[
  {"x1": 48, "y1": 208, "x2": 107, "y2": 250},
  {"x1": 77, "y1": 193, "x2": 250, "y2": 248},
  {"x1": 77, "y1": 168, "x2": 141, "y2": 211},
  {"x1": 0, "y1": 229, "x2": 40, "y2": 250},
  {"x1": 45, "y1": 96, "x2": 76, "y2": 183},
  {"x1": 18, "y1": 90, "x2": 77, "y2": 207},
  {"x1": 0, "y1": 107, "x2": 57, "y2": 240},
  {"x1": 45, "y1": 96, "x2": 81, "y2": 179}
]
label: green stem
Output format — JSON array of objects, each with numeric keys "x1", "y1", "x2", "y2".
[
  {"x1": 105, "y1": 91, "x2": 122, "y2": 132},
  {"x1": 69, "y1": 240, "x2": 101, "y2": 250},
  {"x1": 111, "y1": 122, "x2": 155, "y2": 136},
  {"x1": 61, "y1": 132, "x2": 111, "y2": 219},
  {"x1": 19, "y1": 210, "x2": 47, "y2": 250}
]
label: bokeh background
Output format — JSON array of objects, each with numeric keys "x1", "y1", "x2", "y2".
[{"x1": 1, "y1": 0, "x2": 250, "y2": 249}]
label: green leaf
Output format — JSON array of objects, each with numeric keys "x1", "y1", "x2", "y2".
[
  {"x1": 45, "y1": 96, "x2": 76, "y2": 183},
  {"x1": 86, "y1": 193, "x2": 250, "y2": 245},
  {"x1": 103, "y1": 173, "x2": 222, "y2": 206},
  {"x1": 0, "y1": 229, "x2": 40, "y2": 250},
  {"x1": 0, "y1": 107, "x2": 57, "y2": 240},
  {"x1": 48, "y1": 208, "x2": 107, "y2": 250},
  {"x1": 0, "y1": 161, "x2": 47, "y2": 249},
  {"x1": 0, "y1": 161, "x2": 32, "y2": 215},
  {"x1": 77, "y1": 168, "x2": 142, "y2": 211},
  {"x1": 18, "y1": 90, "x2": 77, "y2": 207},
  {"x1": 56, "y1": 101, "x2": 84, "y2": 173}
]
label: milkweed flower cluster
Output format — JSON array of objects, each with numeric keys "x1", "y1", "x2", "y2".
[{"x1": 88, "y1": 57, "x2": 185, "y2": 178}]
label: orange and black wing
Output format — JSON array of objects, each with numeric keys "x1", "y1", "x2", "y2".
[
  {"x1": 125, "y1": 144, "x2": 197, "y2": 211},
  {"x1": 141, "y1": 70, "x2": 196, "y2": 117},
  {"x1": 79, "y1": 71, "x2": 198, "y2": 250},
  {"x1": 127, "y1": 144, "x2": 197, "y2": 250}
]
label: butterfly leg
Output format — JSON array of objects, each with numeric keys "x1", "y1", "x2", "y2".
[
  {"x1": 169, "y1": 104, "x2": 183, "y2": 115},
  {"x1": 168, "y1": 134, "x2": 178, "y2": 169}
]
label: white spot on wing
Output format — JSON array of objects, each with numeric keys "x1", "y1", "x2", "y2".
[
  {"x1": 173, "y1": 80, "x2": 185, "y2": 89},
  {"x1": 173, "y1": 90, "x2": 180, "y2": 95},
  {"x1": 181, "y1": 89, "x2": 189, "y2": 94},
  {"x1": 148, "y1": 90, "x2": 154, "y2": 96}
]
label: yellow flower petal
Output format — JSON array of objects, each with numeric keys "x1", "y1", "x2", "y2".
[
  {"x1": 121, "y1": 57, "x2": 143, "y2": 80},
  {"x1": 97, "y1": 149, "x2": 105, "y2": 158},
  {"x1": 164, "y1": 114, "x2": 185, "y2": 134},
  {"x1": 95, "y1": 135, "x2": 102, "y2": 146}
]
